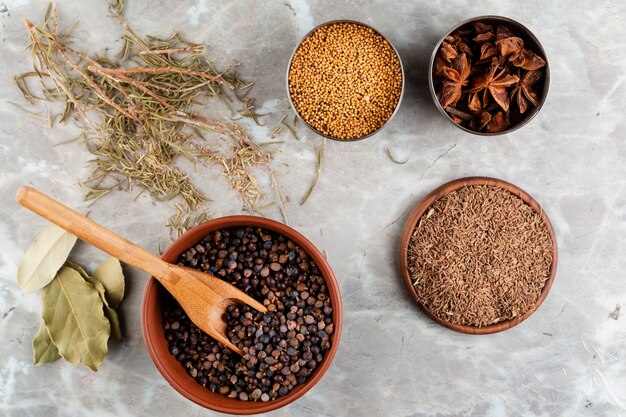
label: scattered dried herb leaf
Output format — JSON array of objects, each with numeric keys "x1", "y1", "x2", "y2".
[
  {"x1": 66, "y1": 261, "x2": 123, "y2": 341},
  {"x1": 17, "y1": 224, "x2": 77, "y2": 292},
  {"x1": 42, "y1": 266, "x2": 111, "y2": 371},
  {"x1": 33, "y1": 321, "x2": 61, "y2": 366},
  {"x1": 93, "y1": 257, "x2": 125, "y2": 309}
]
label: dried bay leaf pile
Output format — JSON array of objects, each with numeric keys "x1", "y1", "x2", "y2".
[{"x1": 17, "y1": 224, "x2": 125, "y2": 371}]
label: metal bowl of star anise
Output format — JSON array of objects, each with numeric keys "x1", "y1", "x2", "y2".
[{"x1": 429, "y1": 16, "x2": 550, "y2": 135}]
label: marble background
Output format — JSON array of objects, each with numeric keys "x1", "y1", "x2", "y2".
[{"x1": 1, "y1": 0, "x2": 625, "y2": 416}]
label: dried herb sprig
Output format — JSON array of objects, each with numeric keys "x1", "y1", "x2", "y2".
[
  {"x1": 16, "y1": 2, "x2": 288, "y2": 235},
  {"x1": 300, "y1": 138, "x2": 325, "y2": 205},
  {"x1": 385, "y1": 147, "x2": 408, "y2": 164}
]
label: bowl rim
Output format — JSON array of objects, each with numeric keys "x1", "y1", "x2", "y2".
[
  {"x1": 141, "y1": 215, "x2": 343, "y2": 414},
  {"x1": 428, "y1": 15, "x2": 551, "y2": 136},
  {"x1": 398, "y1": 176, "x2": 558, "y2": 334},
  {"x1": 286, "y1": 19, "x2": 405, "y2": 142}
]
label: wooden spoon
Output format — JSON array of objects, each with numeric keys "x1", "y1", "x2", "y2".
[{"x1": 16, "y1": 186, "x2": 266, "y2": 355}]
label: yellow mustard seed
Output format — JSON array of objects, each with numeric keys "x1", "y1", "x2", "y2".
[{"x1": 288, "y1": 22, "x2": 403, "y2": 140}]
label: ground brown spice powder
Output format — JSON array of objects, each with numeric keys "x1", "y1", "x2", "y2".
[{"x1": 407, "y1": 185, "x2": 553, "y2": 327}]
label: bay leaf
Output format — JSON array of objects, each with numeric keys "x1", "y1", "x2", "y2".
[
  {"x1": 33, "y1": 321, "x2": 60, "y2": 365},
  {"x1": 99, "y1": 302, "x2": 122, "y2": 342},
  {"x1": 42, "y1": 266, "x2": 110, "y2": 371},
  {"x1": 93, "y1": 257, "x2": 125, "y2": 308},
  {"x1": 18, "y1": 224, "x2": 77, "y2": 292},
  {"x1": 65, "y1": 261, "x2": 122, "y2": 341},
  {"x1": 63, "y1": 261, "x2": 90, "y2": 280}
]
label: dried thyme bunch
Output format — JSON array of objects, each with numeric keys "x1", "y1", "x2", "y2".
[{"x1": 15, "y1": 1, "x2": 287, "y2": 237}]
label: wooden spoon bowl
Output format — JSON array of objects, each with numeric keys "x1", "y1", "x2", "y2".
[
  {"x1": 142, "y1": 215, "x2": 343, "y2": 414},
  {"x1": 399, "y1": 177, "x2": 558, "y2": 334}
]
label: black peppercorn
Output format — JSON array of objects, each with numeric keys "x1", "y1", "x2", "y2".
[{"x1": 161, "y1": 226, "x2": 333, "y2": 402}]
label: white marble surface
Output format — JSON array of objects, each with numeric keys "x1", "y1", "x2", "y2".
[{"x1": 1, "y1": 0, "x2": 626, "y2": 416}]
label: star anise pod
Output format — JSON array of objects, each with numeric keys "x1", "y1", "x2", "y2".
[
  {"x1": 467, "y1": 92, "x2": 484, "y2": 113},
  {"x1": 479, "y1": 43, "x2": 498, "y2": 61},
  {"x1": 511, "y1": 69, "x2": 542, "y2": 113},
  {"x1": 485, "y1": 111, "x2": 510, "y2": 133},
  {"x1": 510, "y1": 48, "x2": 546, "y2": 70},
  {"x1": 495, "y1": 25, "x2": 524, "y2": 56},
  {"x1": 437, "y1": 53, "x2": 470, "y2": 108},
  {"x1": 467, "y1": 60, "x2": 519, "y2": 111}
]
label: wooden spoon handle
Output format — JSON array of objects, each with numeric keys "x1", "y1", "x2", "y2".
[{"x1": 16, "y1": 186, "x2": 169, "y2": 279}]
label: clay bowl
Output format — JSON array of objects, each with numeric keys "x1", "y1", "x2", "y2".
[
  {"x1": 399, "y1": 177, "x2": 558, "y2": 334},
  {"x1": 428, "y1": 15, "x2": 550, "y2": 135},
  {"x1": 142, "y1": 215, "x2": 342, "y2": 414},
  {"x1": 287, "y1": 19, "x2": 405, "y2": 142}
]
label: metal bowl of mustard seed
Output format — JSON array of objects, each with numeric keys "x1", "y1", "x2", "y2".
[
  {"x1": 399, "y1": 177, "x2": 558, "y2": 334},
  {"x1": 429, "y1": 16, "x2": 550, "y2": 135},
  {"x1": 287, "y1": 20, "x2": 404, "y2": 141}
]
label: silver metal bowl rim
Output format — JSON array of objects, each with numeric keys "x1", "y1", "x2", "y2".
[
  {"x1": 286, "y1": 19, "x2": 405, "y2": 142},
  {"x1": 428, "y1": 15, "x2": 551, "y2": 136}
]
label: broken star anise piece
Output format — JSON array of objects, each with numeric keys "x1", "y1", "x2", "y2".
[
  {"x1": 440, "y1": 41, "x2": 459, "y2": 63},
  {"x1": 511, "y1": 69, "x2": 542, "y2": 114},
  {"x1": 473, "y1": 31, "x2": 494, "y2": 43},
  {"x1": 469, "y1": 111, "x2": 492, "y2": 131},
  {"x1": 473, "y1": 22, "x2": 493, "y2": 34},
  {"x1": 437, "y1": 53, "x2": 470, "y2": 108},
  {"x1": 510, "y1": 48, "x2": 546, "y2": 70},
  {"x1": 486, "y1": 111, "x2": 510, "y2": 133},
  {"x1": 495, "y1": 25, "x2": 524, "y2": 56},
  {"x1": 467, "y1": 61, "x2": 519, "y2": 112}
]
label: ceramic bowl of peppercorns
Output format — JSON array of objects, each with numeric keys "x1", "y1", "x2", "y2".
[
  {"x1": 429, "y1": 16, "x2": 550, "y2": 135},
  {"x1": 141, "y1": 216, "x2": 342, "y2": 414},
  {"x1": 287, "y1": 19, "x2": 404, "y2": 141}
]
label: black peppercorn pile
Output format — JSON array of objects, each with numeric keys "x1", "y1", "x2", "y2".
[{"x1": 161, "y1": 227, "x2": 333, "y2": 402}]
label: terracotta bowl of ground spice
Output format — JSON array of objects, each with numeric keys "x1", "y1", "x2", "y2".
[
  {"x1": 142, "y1": 216, "x2": 342, "y2": 414},
  {"x1": 429, "y1": 16, "x2": 550, "y2": 135},
  {"x1": 287, "y1": 20, "x2": 404, "y2": 141},
  {"x1": 399, "y1": 177, "x2": 558, "y2": 334}
]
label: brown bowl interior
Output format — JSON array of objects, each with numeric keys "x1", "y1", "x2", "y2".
[
  {"x1": 142, "y1": 215, "x2": 343, "y2": 414},
  {"x1": 428, "y1": 15, "x2": 550, "y2": 136},
  {"x1": 399, "y1": 177, "x2": 558, "y2": 334}
]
